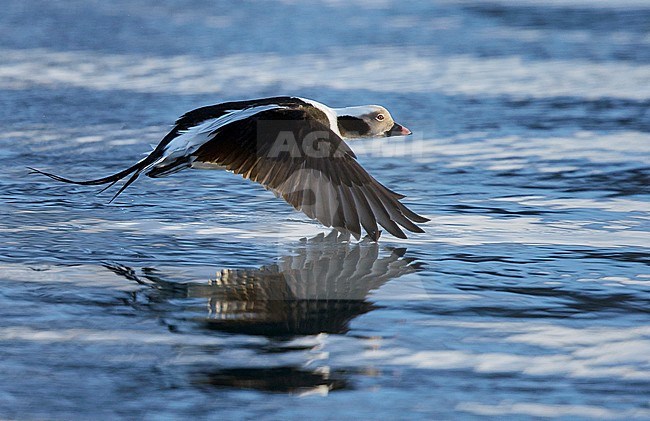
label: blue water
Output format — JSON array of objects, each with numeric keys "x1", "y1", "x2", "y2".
[{"x1": 1, "y1": 1, "x2": 649, "y2": 419}]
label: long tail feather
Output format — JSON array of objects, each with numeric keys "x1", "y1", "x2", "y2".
[
  {"x1": 108, "y1": 168, "x2": 144, "y2": 203},
  {"x1": 28, "y1": 156, "x2": 155, "y2": 201},
  {"x1": 27, "y1": 158, "x2": 147, "y2": 186},
  {"x1": 96, "y1": 179, "x2": 120, "y2": 195}
]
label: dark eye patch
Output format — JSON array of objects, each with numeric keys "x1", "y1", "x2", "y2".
[{"x1": 337, "y1": 116, "x2": 371, "y2": 136}]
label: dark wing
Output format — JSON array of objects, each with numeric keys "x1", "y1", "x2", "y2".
[
  {"x1": 149, "y1": 97, "x2": 307, "y2": 156},
  {"x1": 28, "y1": 97, "x2": 309, "y2": 202},
  {"x1": 193, "y1": 107, "x2": 429, "y2": 240}
]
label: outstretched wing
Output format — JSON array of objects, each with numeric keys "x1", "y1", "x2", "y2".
[{"x1": 190, "y1": 107, "x2": 428, "y2": 240}]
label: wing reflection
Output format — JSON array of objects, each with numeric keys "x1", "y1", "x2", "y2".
[
  {"x1": 107, "y1": 232, "x2": 423, "y2": 337},
  {"x1": 191, "y1": 366, "x2": 347, "y2": 395}
]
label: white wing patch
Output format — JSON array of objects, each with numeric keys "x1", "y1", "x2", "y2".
[{"x1": 152, "y1": 104, "x2": 283, "y2": 169}]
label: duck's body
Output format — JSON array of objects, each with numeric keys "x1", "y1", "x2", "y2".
[{"x1": 31, "y1": 96, "x2": 428, "y2": 240}]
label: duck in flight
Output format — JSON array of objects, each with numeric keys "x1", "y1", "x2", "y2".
[{"x1": 30, "y1": 96, "x2": 429, "y2": 240}]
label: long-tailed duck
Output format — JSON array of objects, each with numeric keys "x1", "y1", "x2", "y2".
[{"x1": 30, "y1": 96, "x2": 428, "y2": 240}]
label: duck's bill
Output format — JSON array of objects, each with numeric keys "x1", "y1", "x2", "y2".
[{"x1": 386, "y1": 123, "x2": 412, "y2": 137}]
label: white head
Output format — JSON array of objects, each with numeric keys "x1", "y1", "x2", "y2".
[{"x1": 333, "y1": 105, "x2": 412, "y2": 139}]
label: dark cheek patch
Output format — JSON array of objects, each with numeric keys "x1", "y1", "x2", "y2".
[{"x1": 337, "y1": 116, "x2": 371, "y2": 137}]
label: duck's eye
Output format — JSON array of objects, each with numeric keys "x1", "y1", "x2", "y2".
[{"x1": 376, "y1": 114, "x2": 385, "y2": 121}]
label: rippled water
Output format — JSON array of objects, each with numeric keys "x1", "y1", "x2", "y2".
[{"x1": 1, "y1": 0, "x2": 649, "y2": 419}]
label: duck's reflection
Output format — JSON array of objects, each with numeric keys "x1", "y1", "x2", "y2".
[
  {"x1": 105, "y1": 232, "x2": 422, "y2": 394},
  {"x1": 107, "y1": 232, "x2": 422, "y2": 337}
]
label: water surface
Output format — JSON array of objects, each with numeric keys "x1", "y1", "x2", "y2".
[{"x1": 1, "y1": 0, "x2": 649, "y2": 419}]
